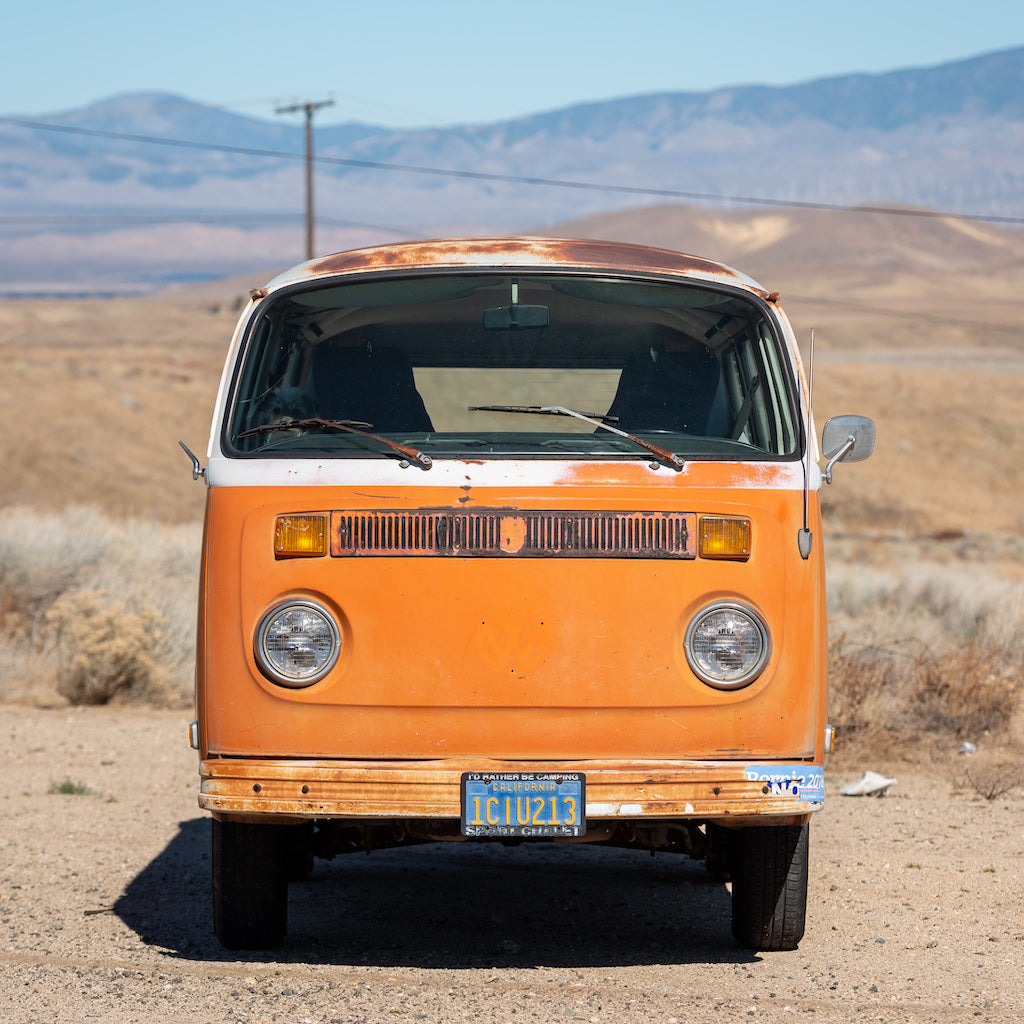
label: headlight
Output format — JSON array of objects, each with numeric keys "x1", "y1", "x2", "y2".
[
  {"x1": 684, "y1": 602, "x2": 769, "y2": 689},
  {"x1": 255, "y1": 600, "x2": 341, "y2": 687}
]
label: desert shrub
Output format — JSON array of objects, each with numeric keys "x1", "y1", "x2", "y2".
[
  {"x1": 0, "y1": 506, "x2": 200, "y2": 706},
  {"x1": 47, "y1": 776, "x2": 98, "y2": 796},
  {"x1": 962, "y1": 762, "x2": 1024, "y2": 801},
  {"x1": 912, "y1": 639, "x2": 1020, "y2": 737},
  {"x1": 827, "y1": 560, "x2": 1024, "y2": 757},
  {"x1": 0, "y1": 506, "x2": 107, "y2": 632},
  {"x1": 45, "y1": 589, "x2": 166, "y2": 705},
  {"x1": 827, "y1": 635, "x2": 907, "y2": 748},
  {"x1": 829, "y1": 634, "x2": 1021, "y2": 751}
]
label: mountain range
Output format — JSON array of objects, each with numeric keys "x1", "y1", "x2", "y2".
[{"x1": 1, "y1": 45, "x2": 1022, "y2": 290}]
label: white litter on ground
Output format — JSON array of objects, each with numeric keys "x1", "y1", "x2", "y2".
[{"x1": 839, "y1": 770, "x2": 898, "y2": 797}]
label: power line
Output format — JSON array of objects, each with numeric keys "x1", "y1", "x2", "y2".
[
  {"x1": 3, "y1": 115, "x2": 1023, "y2": 226},
  {"x1": 0, "y1": 211, "x2": 421, "y2": 235},
  {"x1": 785, "y1": 296, "x2": 1022, "y2": 335},
  {"x1": 0, "y1": 212, "x2": 303, "y2": 225}
]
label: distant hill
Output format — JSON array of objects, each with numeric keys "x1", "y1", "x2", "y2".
[
  {"x1": 1, "y1": 45, "x2": 1022, "y2": 290},
  {"x1": 543, "y1": 202, "x2": 1024, "y2": 278},
  {"x1": 539, "y1": 202, "x2": 1024, "y2": 358}
]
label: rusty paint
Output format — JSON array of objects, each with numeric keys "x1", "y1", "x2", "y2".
[
  {"x1": 199, "y1": 758, "x2": 817, "y2": 826},
  {"x1": 267, "y1": 237, "x2": 771, "y2": 299},
  {"x1": 328, "y1": 509, "x2": 697, "y2": 558}
]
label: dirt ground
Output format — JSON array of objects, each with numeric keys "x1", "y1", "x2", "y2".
[{"x1": 2, "y1": 705, "x2": 1021, "y2": 1023}]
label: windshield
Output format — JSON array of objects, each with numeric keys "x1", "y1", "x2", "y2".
[{"x1": 226, "y1": 273, "x2": 799, "y2": 461}]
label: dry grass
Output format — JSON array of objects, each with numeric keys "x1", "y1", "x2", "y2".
[
  {"x1": 0, "y1": 507, "x2": 200, "y2": 707},
  {"x1": 46, "y1": 590, "x2": 166, "y2": 706},
  {"x1": 0, "y1": 291, "x2": 233, "y2": 523},
  {"x1": 826, "y1": 556, "x2": 1024, "y2": 762}
]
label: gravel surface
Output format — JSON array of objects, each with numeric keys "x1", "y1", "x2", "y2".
[{"x1": 2, "y1": 706, "x2": 1022, "y2": 1023}]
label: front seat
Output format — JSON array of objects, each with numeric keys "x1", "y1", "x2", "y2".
[
  {"x1": 311, "y1": 344, "x2": 433, "y2": 433},
  {"x1": 605, "y1": 347, "x2": 721, "y2": 434}
]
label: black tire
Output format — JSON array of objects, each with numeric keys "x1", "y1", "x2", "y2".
[
  {"x1": 212, "y1": 818, "x2": 288, "y2": 949},
  {"x1": 730, "y1": 822, "x2": 808, "y2": 951}
]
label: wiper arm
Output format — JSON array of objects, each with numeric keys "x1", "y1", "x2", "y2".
[
  {"x1": 240, "y1": 417, "x2": 373, "y2": 436},
  {"x1": 469, "y1": 404, "x2": 618, "y2": 422},
  {"x1": 238, "y1": 417, "x2": 432, "y2": 468},
  {"x1": 468, "y1": 405, "x2": 684, "y2": 471}
]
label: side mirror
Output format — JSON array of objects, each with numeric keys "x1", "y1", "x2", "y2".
[{"x1": 821, "y1": 415, "x2": 874, "y2": 483}]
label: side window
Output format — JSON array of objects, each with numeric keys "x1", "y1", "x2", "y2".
[
  {"x1": 756, "y1": 323, "x2": 796, "y2": 454},
  {"x1": 719, "y1": 326, "x2": 795, "y2": 455}
]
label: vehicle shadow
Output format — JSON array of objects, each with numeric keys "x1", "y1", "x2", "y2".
[{"x1": 114, "y1": 818, "x2": 756, "y2": 967}]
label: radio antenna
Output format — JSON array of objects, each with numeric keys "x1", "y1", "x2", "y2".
[{"x1": 798, "y1": 329, "x2": 815, "y2": 559}]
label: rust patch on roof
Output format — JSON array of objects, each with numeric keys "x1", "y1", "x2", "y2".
[{"x1": 269, "y1": 237, "x2": 769, "y2": 298}]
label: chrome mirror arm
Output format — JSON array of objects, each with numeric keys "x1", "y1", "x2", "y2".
[{"x1": 822, "y1": 436, "x2": 855, "y2": 485}]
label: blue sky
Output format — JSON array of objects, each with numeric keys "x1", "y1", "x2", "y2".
[{"x1": 3, "y1": 0, "x2": 1023, "y2": 127}]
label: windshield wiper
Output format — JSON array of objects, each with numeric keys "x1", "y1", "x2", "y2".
[
  {"x1": 468, "y1": 405, "x2": 684, "y2": 471},
  {"x1": 237, "y1": 417, "x2": 432, "y2": 468}
]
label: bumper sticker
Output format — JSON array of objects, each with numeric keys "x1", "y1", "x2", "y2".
[{"x1": 745, "y1": 764, "x2": 825, "y2": 803}]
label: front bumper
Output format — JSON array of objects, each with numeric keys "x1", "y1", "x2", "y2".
[{"x1": 200, "y1": 758, "x2": 824, "y2": 827}]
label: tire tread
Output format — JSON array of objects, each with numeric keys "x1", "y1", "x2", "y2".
[
  {"x1": 730, "y1": 822, "x2": 808, "y2": 951},
  {"x1": 212, "y1": 819, "x2": 288, "y2": 949}
]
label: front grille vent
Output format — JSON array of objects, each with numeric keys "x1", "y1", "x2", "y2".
[{"x1": 330, "y1": 510, "x2": 695, "y2": 559}]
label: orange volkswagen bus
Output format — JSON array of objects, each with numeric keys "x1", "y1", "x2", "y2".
[{"x1": 186, "y1": 237, "x2": 873, "y2": 951}]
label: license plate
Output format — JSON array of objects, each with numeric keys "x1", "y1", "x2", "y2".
[{"x1": 461, "y1": 772, "x2": 586, "y2": 838}]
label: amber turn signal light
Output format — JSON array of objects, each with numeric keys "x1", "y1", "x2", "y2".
[
  {"x1": 275, "y1": 513, "x2": 328, "y2": 558},
  {"x1": 698, "y1": 517, "x2": 750, "y2": 560}
]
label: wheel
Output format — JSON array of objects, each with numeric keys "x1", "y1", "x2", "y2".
[
  {"x1": 730, "y1": 823, "x2": 808, "y2": 951},
  {"x1": 212, "y1": 818, "x2": 288, "y2": 949}
]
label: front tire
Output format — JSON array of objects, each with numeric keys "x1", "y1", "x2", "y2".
[
  {"x1": 212, "y1": 819, "x2": 288, "y2": 949},
  {"x1": 730, "y1": 823, "x2": 808, "y2": 951}
]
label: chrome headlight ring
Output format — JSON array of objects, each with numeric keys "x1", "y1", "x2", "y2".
[
  {"x1": 684, "y1": 601, "x2": 770, "y2": 690},
  {"x1": 255, "y1": 599, "x2": 341, "y2": 688}
]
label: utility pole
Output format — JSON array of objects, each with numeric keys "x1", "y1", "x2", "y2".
[{"x1": 275, "y1": 97, "x2": 335, "y2": 260}]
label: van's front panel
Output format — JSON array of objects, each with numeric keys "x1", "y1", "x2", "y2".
[{"x1": 198, "y1": 469, "x2": 824, "y2": 769}]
